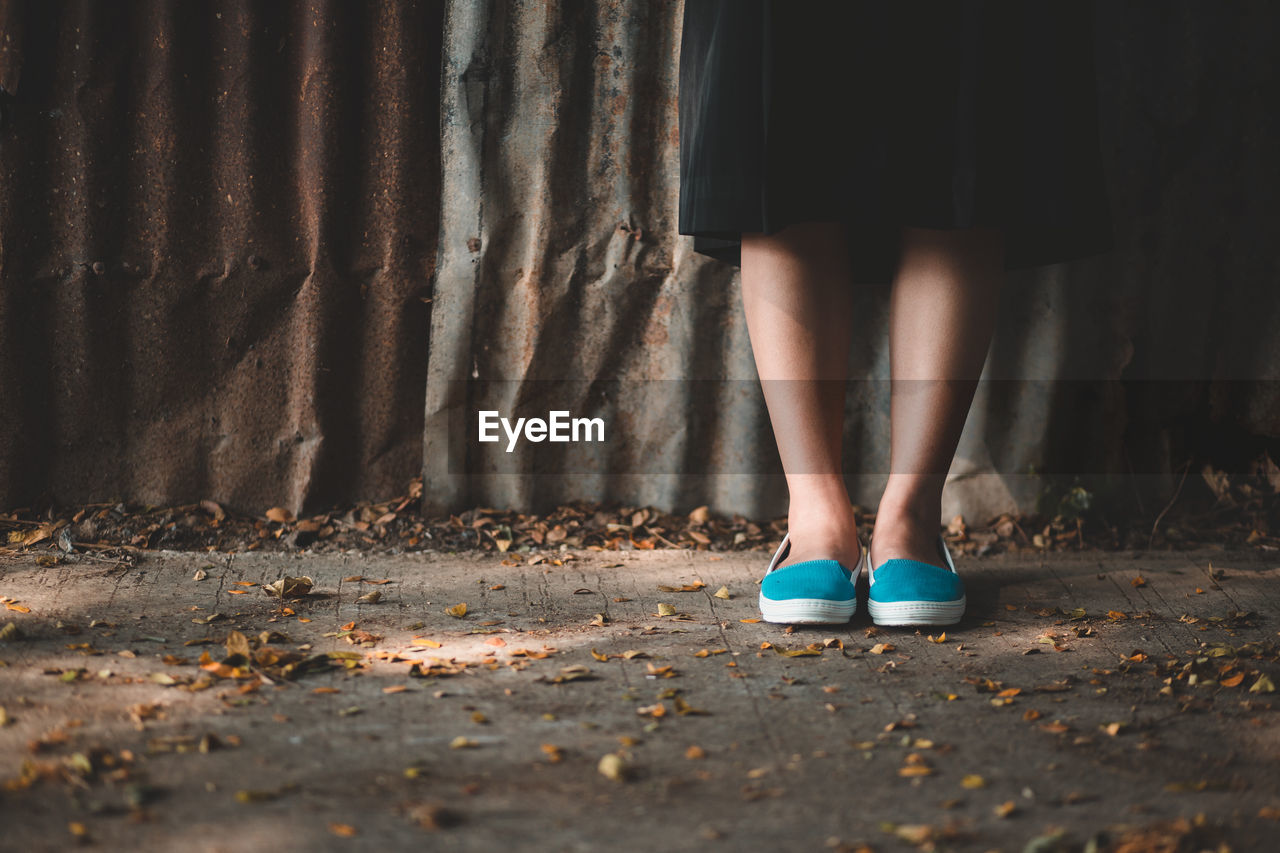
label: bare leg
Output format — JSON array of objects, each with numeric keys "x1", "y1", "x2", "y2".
[
  {"x1": 869, "y1": 225, "x2": 1005, "y2": 569},
  {"x1": 740, "y1": 221, "x2": 862, "y2": 569}
]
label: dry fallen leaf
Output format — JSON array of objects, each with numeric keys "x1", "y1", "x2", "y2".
[
  {"x1": 685, "y1": 745, "x2": 707, "y2": 760},
  {"x1": 597, "y1": 752, "x2": 629, "y2": 782},
  {"x1": 713, "y1": 586, "x2": 731, "y2": 600},
  {"x1": 870, "y1": 643, "x2": 895, "y2": 655},
  {"x1": 263, "y1": 576, "x2": 313, "y2": 599},
  {"x1": 898, "y1": 753, "x2": 934, "y2": 777},
  {"x1": 893, "y1": 825, "x2": 934, "y2": 845},
  {"x1": 445, "y1": 603, "x2": 468, "y2": 618},
  {"x1": 656, "y1": 603, "x2": 677, "y2": 617},
  {"x1": 658, "y1": 581, "x2": 706, "y2": 592},
  {"x1": 328, "y1": 823, "x2": 357, "y2": 837},
  {"x1": 265, "y1": 507, "x2": 294, "y2": 523},
  {"x1": 356, "y1": 591, "x2": 382, "y2": 604},
  {"x1": 406, "y1": 802, "x2": 464, "y2": 830},
  {"x1": 961, "y1": 774, "x2": 986, "y2": 789}
]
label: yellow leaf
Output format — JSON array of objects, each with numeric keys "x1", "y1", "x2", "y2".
[
  {"x1": 597, "y1": 753, "x2": 628, "y2": 781},
  {"x1": 898, "y1": 765, "x2": 934, "y2": 777},
  {"x1": 328, "y1": 823, "x2": 357, "y2": 837},
  {"x1": 1250, "y1": 674, "x2": 1276, "y2": 694},
  {"x1": 993, "y1": 800, "x2": 1018, "y2": 818},
  {"x1": 713, "y1": 586, "x2": 731, "y2": 599},
  {"x1": 870, "y1": 643, "x2": 895, "y2": 655},
  {"x1": 657, "y1": 603, "x2": 677, "y2": 616},
  {"x1": 449, "y1": 736, "x2": 478, "y2": 749},
  {"x1": 685, "y1": 745, "x2": 707, "y2": 760},
  {"x1": 411, "y1": 637, "x2": 442, "y2": 648},
  {"x1": 445, "y1": 603, "x2": 468, "y2": 618},
  {"x1": 961, "y1": 774, "x2": 986, "y2": 789}
]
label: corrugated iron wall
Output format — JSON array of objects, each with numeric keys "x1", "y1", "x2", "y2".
[
  {"x1": 2, "y1": 1, "x2": 1279, "y2": 521},
  {"x1": 0, "y1": 0, "x2": 444, "y2": 513}
]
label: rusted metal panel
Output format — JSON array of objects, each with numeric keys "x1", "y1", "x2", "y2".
[{"x1": 0, "y1": 0, "x2": 443, "y2": 515}]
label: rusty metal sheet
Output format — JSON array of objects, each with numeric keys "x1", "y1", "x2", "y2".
[{"x1": 0, "y1": 0, "x2": 443, "y2": 515}]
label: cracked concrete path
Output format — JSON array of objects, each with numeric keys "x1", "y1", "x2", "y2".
[{"x1": 1, "y1": 544, "x2": 1278, "y2": 852}]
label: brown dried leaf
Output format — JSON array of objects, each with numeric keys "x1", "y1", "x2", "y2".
[
  {"x1": 265, "y1": 507, "x2": 294, "y2": 523},
  {"x1": 263, "y1": 576, "x2": 313, "y2": 599}
]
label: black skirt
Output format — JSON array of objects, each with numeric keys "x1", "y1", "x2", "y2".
[{"x1": 677, "y1": 0, "x2": 1115, "y2": 280}]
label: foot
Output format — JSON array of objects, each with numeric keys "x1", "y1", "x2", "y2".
[
  {"x1": 759, "y1": 529, "x2": 860, "y2": 625},
  {"x1": 867, "y1": 503, "x2": 964, "y2": 627},
  {"x1": 867, "y1": 506, "x2": 943, "y2": 571},
  {"x1": 776, "y1": 508, "x2": 863, "y2": 571}
]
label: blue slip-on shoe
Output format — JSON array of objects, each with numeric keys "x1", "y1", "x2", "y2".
[
  {"x1": 758, "y1": 531, "x2": 861, "y2": 625},
  {"x1": 866, "y1": 533, "x2": 965, "y2": 626}
]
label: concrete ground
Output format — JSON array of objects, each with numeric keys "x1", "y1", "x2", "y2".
[{"x1": 1, "y1": 543, "x2": 1278, "y2": 852}]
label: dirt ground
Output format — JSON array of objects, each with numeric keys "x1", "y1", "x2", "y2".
[{"x1": 1, "y1": 543, "x2": 1278, "y2": 852}]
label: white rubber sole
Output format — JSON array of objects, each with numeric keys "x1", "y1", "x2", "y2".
[
  {"x1": 867, "y1": 597, "x2": 966, "y2": 627},
  {"x1": 758, "y1": 594, "x2": 857, "y2": 625}
]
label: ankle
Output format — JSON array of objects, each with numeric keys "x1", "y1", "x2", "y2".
[{"x1": 874, "y1": 495, "x2": 941, "y2": 532}]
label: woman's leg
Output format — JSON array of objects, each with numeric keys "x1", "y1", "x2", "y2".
[
  {"x1": 740, "y1": 221, "x2": 862, "y2": 569},
  {"x1": 869, "y1": 225, "x2": 1005, "y2": 569}
]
